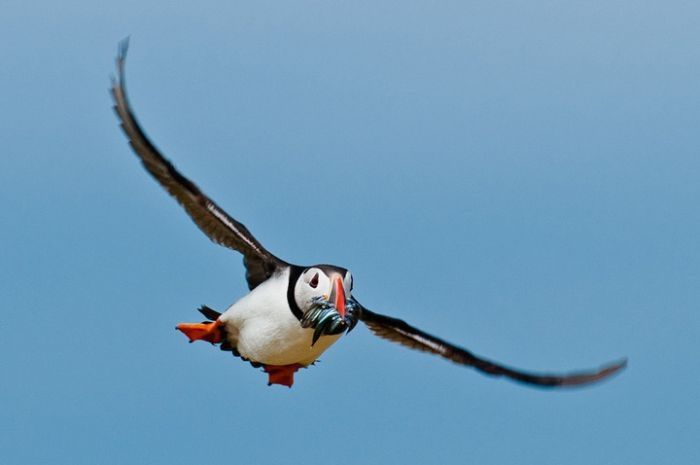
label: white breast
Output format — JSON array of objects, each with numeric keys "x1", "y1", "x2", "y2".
[{"x1": 219, "y1": 268, "x2": 342, "y2": 366}]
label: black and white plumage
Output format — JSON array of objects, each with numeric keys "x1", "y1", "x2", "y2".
[{"x1": 111, "y1": 41, "x2": 626, "y2": 388}]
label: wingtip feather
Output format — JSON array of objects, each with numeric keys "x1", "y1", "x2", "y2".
[{"x1": 118, "y1": 36, "x2": 130, "y2": 60}]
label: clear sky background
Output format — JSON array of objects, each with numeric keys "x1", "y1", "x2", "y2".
[{"x1": 1, "y1": 1, "x2": 698, "y2": 464}]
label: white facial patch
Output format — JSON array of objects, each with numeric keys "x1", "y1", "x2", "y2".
[
  {"x1": 295, "y1": 268, "x2": 332, "y2": 310},
  {"x1": 344, "y1": 271, "x2": 353, "y2": 296}
]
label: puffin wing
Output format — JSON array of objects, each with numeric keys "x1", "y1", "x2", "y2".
[
  {"x1": 111, "y1": 40, "x2": 287, "y2": 289},
  {"x1": 358, "y1": 305, "x2": 626, "y2": 388}
]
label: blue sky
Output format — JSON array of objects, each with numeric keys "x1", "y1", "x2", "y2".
[{"x1": 1, "y1": 1, "x2": 698, "y2": 464}]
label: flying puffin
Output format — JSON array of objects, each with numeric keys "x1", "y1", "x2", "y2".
[{"x1": 111, "y1": 41, "x2": 626, "y2": 388}]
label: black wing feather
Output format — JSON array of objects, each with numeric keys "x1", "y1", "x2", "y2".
[
  {"x1": 110, "y1": 39, "x2": 288, "y2": 289},
  {"x1": 359, "y1": 305, "x2": 626, "y2": 388}
]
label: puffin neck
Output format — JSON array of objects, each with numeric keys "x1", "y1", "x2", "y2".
[{"x1": 286, "y1": 265, "x2": 305, "y2": 321}]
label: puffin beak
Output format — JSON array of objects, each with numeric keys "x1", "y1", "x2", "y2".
[{"x1": 330, "y1": 277, "x2": 346, "y2": 318}]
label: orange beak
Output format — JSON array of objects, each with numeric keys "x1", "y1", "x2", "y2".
[{"x1": 332, "y1": 277, "x2": 346, "y2": 318}]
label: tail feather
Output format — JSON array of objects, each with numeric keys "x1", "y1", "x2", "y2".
[{"x1": 198, "y1": 305, "x2": 222, "y2": 321}]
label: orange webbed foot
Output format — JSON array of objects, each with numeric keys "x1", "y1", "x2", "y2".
[
  {"x1": 176, "y1": 319, "x2": 224, "y2": 344},
  {"x1": 264, "y1": 364, "x2": 304, "y2": 388}
]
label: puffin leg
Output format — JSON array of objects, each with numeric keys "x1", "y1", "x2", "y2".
[
  {"x1": 176, "y1": 319, "x2": 224, "y2": 344},
  {"x1": 263, "y1": 364, "x2": 305, "y2": 388}
]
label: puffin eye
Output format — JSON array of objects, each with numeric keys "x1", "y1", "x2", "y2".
[{"x1": 309, "y1": 273, "x2": 319, "y2": 289}]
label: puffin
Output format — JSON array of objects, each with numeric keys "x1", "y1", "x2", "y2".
[{"x1": 111, "y1": 41, "x2": 626, "y2": 388}]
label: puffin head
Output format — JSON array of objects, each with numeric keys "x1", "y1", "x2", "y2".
[{"x1": 293, "y1": 265, "x2": 359, "y2": 344}]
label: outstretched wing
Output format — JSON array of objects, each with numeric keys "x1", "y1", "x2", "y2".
[
  {"x1": 111, "y1": 39, "x2": 288, "y2": 289},
  {"x1": 359, "y1": 305, "x2": 626, "y2": 388}
]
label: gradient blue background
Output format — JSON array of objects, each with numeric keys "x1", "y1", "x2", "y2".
[{"x1": 2, "y1": 1, "x2": 698, "y2": 464}]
